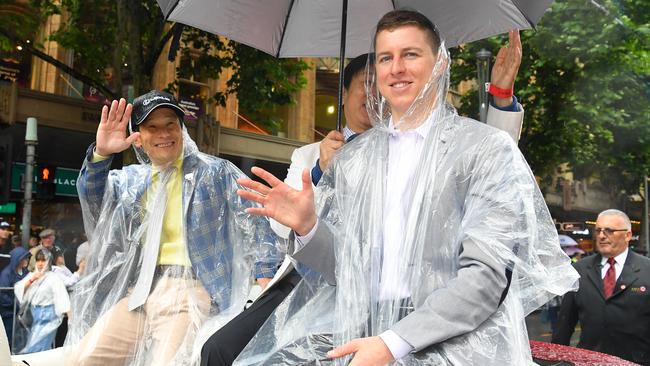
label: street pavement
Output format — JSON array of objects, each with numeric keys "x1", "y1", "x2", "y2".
[{"x1": 526, "y1": 309, "x2": 580, "y2": 345}]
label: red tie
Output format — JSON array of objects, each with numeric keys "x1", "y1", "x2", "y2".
[{"x1": 603, "y1": 257, "x2": 616, "y2": 299}]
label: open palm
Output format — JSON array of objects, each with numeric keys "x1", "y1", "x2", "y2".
[
  {"x1": 95, "y1": 98, "x2": 139, "y2": 156},
  {"x1": 491, "y1": 30, "x2": 522, "y2": 91},
  {"x1": 237, "y1": 167, "x2": 317, "y2": 236}
]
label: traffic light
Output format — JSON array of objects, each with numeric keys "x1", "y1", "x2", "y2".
[
  {"x1": 37, "y1": 165, "x2": 55, "y2": 200},
  {"x1": 0, "y1": 135, "x2": 12, "y2": 204}
]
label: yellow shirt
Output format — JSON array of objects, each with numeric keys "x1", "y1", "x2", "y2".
[{"x1": 92, "y1": 151, "x2": 190, "y2": 266}]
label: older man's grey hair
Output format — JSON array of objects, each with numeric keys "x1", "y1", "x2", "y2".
[{"x1": 597, "y1": 209, "x2": 632, "y2": 230}]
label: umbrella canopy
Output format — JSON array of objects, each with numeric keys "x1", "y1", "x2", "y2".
[
  {"x1": 157, "y1": 0, "x2": 551, "y2": 58},
  {"x1": 563, "y1": 246, "x2": 585, "y2": 257},
  {"x1": 559, "y1": 234, "x2": 578, "y2": 247}
]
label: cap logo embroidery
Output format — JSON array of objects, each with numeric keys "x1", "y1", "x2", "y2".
[{"x1": 143, "y1": 96, "x2": 171, "y2": 106}]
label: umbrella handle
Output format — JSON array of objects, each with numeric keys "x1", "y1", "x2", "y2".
[{"x1": 336, "y1": 0, "x2": 349, "y2": 132}]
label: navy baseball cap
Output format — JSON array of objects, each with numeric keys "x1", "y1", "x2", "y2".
[{"x1": 130, "y1": 90, "x2": 186, "y2": 132}]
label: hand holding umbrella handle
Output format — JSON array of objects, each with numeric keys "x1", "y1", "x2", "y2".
[
  {"x1": 237, "y1": 167, "x2": 317, "y2": 236},
  {"x1": 319, "y1": 131, "x2": 345, "y2": 171}
]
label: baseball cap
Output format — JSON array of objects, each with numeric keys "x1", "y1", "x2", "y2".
[
  {"x1": 129, "y1": 90, "x2": 186, "y2": 133},
  {"x1": 39, "y1": 228, "x2": 55, "y2": 238}
]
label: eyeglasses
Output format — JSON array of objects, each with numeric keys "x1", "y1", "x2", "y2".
[{"x1": 594, "y1": 228, "x2": 628, "y2": 236}]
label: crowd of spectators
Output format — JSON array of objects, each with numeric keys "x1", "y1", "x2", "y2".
[{"x1": 0, "y1": 222, "x2": 87, "y2": 352}]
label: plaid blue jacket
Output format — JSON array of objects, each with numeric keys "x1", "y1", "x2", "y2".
[{"x1": 77, "y1": 144, "x2": 281, "y2": 308}]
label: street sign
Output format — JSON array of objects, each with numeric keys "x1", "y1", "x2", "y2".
[
  {"x1": 54, "y1": 167, "x2": 79, "y2": 197},
  {"x1": 0, "y1": 202, "x2": 16, "y2": 214},
  {"x1": 11, "y1": 163, "x2": 36, "y2": 193},
  {"x1": 11, "y1": 162, "x2": 79, "y2": 197}
]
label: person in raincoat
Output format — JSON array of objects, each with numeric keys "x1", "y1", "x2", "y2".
[
  {"x1": 202, "y1": 33, "x2": 526, "y2": 365},
  {"x1": 10, "y1": 90, "x2": 282, "y2": 366},
  {"x1": 14, "y1": 249, "x2": 70, "y2": 354},
  {"x1": 235, "y1": 9, "x2": 578, "y2": 366},
  {"x1": 0, "y1": 246, "x2": 30, "y2": 348}
]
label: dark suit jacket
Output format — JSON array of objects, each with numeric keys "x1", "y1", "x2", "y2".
[{"x1": 552, "y1": 250, "x2": 650, "y2": 365}]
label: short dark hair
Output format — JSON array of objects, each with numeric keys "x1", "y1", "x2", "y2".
[
  {"x1": 343, "y1": 54, "x2": 369, "y2": 90},
  {"x1": 52, "y1": 247, "x2": 64, "y2": 260},
  {"x1": 374, "y1": 10, "x2": 441, "y2": 53}
]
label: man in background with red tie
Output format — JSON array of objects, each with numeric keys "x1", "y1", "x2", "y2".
[{"x1": 553, "y1": 209, "x2": 650, "y2": 365}]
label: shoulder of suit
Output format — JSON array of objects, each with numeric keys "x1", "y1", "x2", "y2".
[
  {"x1": 445, "y1": 116, "x2": 513, "y2": 147},
  {"x1": 295, "y1": 141, "x2": 321, "y2": 153},
  {"x1": 628, "y1": 250, "x2": 650, "y2": 267},
  {"x1": 292, "y1": 141, "x2": 321, "y2": 162},
  {"x1": 573, "y1": 254, "x2": 599, "y2": 272}
]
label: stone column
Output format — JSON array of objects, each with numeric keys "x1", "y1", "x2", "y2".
[
  {"x1": 30, "y1": 12, "x2": 71, "y2": 95},
  {"x1": 287, "y1": 58, "x2": 316, "y2": 143}
]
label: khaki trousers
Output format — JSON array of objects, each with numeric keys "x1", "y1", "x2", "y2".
[{"x1": 65, "y1": 276, "x2": 211, "y2": 366}]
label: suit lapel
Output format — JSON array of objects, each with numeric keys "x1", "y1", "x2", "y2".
[
  {"x1": 584, "y1": 255, "x2": 606, "y2": 300},
  {"x1": 610, "y1": 251, "x2": 640, "y2": 299}
]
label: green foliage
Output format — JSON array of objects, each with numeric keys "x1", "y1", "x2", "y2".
[
  {"x1": 228, "y1": 42, "x2": 309, "y2": 113},
  {"x1": 168, "y1": 29, "x2": 309, "y2": 116},
  {"x1": 1, "y1": 0, "x2": 307, "y2": 112},
  {"x1": 451, "y1": 0, "x2": 650, "y2": 194},
  {"x1": 41, "y1": 0, "x2": 126, "y2": 90},
  {"x1": 0, "y1": 1, "x2": 42, "y2": 53}
]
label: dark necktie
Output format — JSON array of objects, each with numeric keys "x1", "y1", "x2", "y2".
[{"x1": 603, "y1": 257, "x2": 616, "y2": 299}]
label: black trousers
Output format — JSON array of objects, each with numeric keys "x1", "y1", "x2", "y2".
[{"x1": 201, "y1": 269, "x2": 301, "y2": 366}]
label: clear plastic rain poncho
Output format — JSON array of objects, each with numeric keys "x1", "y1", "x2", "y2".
[
  {"x1": 56, "y1": 128, "x2": 281, "y2": 365},
  {"x1": 14, "y1": 255, "x2": 70, "y2": 354},
  {"x1": 234, "y1": 38, "x2": 579, "y2": 365}
]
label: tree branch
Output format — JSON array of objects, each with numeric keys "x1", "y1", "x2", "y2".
[
  {"x1": 0, "y1": 26, "x2": 117, "y2": 100},
  {"x1": 144, "y1": 22, "x2": 180, "y2": 74}
]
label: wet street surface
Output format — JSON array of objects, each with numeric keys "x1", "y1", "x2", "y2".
[{"x1": 526, "y1": 309, "x2": 580, "y2": 346}]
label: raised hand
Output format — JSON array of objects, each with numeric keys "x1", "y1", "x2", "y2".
[
  {"x1": 491, "y1": 30, "x2": 522, "y2": 108},
  {"x1": 95, "y1": 98, "x2": 139, "y2": 156},
  {"x1": 31, "y1": 270, "x2": 43, "y2": 281},
  {"x1": 236, "y1": 167, "x2": 317, "y2": 236}
]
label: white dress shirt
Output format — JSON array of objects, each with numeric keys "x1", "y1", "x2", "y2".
[
  {"x1": 600, "y1": 248, "x2": 628, "y2": 280},
  {"x1": 298, "y1": 117, "x2": 434, "y2": 359},
  {"x1": 342, "y1": 126, "x2": 356, "y2": 141},
  {"x1": 379, "y1": 117, "x2": 432, "y2": 301}
]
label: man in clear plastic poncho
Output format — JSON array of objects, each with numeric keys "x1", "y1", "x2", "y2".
[
  {"x1": 13, "y1": 91, "x2": 282, "y2": 366},
  {"x1": 236, "y1": 10, "x2": 579, "y2": 366}
]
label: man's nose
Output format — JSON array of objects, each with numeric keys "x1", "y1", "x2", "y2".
[
  {"x1": 391, "y1": 56, "x2": 406, "y2": 74},
  {"x1": 156, "y1": 129, "x2": 171, "y2": 138}
]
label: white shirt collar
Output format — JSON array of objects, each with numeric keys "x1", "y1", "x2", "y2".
[
  {"x1": 387, "y1": 114, "x2": 434, "y2": 140},
  {"x1": 600, "y1": 247, "x2": 629, "y2": 266},
  {"x1": 342, "y1": 126, "x2": 356, "y2": 141}
]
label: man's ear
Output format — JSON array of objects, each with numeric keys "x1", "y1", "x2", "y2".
[{"x1": 133, "y1": 133, "x2": 142, "y2": 148}]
